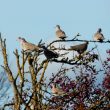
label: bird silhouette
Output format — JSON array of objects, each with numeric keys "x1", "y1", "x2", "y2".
[
  {"x1": 51, "y1": 84, "x2": 66, "y2": 96},
  {"x1": 69, "y1": 41, "x2": 89, "y2": 54},
  {"x1": 42, "y1": 46, "x2": 59, "y2": 59},
  {"x1": 17, "y1": 37, "x2": 40, "y2": 52},
  {"x1": 55, "y1": 25, "x2": 67, "y2": 40},
  {"x1": 93, "y1": 28, "x2": 104, "y2": 42}
]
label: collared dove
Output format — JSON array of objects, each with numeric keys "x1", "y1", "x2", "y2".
[
  {"x1": 42, "y1": 46, "x2": 59, "y2": 59},
  {"x1": 93, "y1": 28, "x2": 104, "y2": 42},
  {"x1": 55, "y1": 25, "x2": 67, "y2": 40},
  {"x1": 69, "y1": 41, "x2": 89, "y2": 54},
  {"x1": 17, "y1": 37, "x2": 40, "y2": 52}
]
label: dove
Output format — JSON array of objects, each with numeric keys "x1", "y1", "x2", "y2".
[
  {"x1": 55, "y1": 25, "x2": 67, "y2": 40},
  {"x1": 17, "y1": 37, "x2": 40, "y2": 52},
  {"x1": 93, "y1": 28, "x2": 104, "y2": 42},
  {"x1": 51, "y1": 84, "x2": 66, "y2": 96},
  {"x1": 69, "y1": 41, "x2": 89, "y2": 54},
  {"x1": 42, "y1": 46, "x2": 59, "y2": 59}
]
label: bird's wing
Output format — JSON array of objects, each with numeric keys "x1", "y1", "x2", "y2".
[
  {"x1": 44, "y1": 50, "x2": 58, "y2": 59},
  {"x1": 23, "y1": 42, "x2": 39, "y2": 51},
  {"x1": 100, "y1": 33, "x2": 104, "y2": 39},
  {"x1": 52, "y1": 87, "x2": 65, "y2": 95},
  {"x1": 56, "y1": 29, "x2": 66, "y2": 38},
  {"x1": 94, "y1": 33, "x2": 104, "y2": 40},
  {"x1": 70, "y1": 43, "x2": 87, "y2": 51}
]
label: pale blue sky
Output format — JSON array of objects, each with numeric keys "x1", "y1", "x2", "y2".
[
  {"x1": 0, "y1": 1, "x2": 110, "y2": 107},
  {"x1": 0, "y1": 0, "x2": 110, "y2": 63}
]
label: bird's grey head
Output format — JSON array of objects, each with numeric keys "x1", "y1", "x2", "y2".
[
  {"x1": 56, "y1": 25, "x2": 60, "y2": 28},
  {"x1": 97, "y1": 28, "x2": 102, "y2": 33},
  {"x1": 55, "y1": 25, "x2": 60, "y2": 31},
  {"x1": 17, "y1": 37, "x2": 26, "y2": 43},
  {"x1": 56, "y1": 25, "x2": 60, "y2": 30}
]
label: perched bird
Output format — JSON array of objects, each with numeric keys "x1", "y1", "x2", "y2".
[
  {"x1": 42, "y1": 46, "x2": 59, "y2": 59},
  {"x1": 93, "y1": 28, "x2": 104, "y2": 42},
  {"x1": 17, "y1": 37, "x2": 40, "y2": 52},
  {"x1": 55, "y1": 25, "x2": 67, "y2": 40},
  {"x1": 69, "y1": 41, "x2": 89, "y2": 54},
  {"x1": 51, "y1": 84, "x2": 66, "y2": 96}
]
